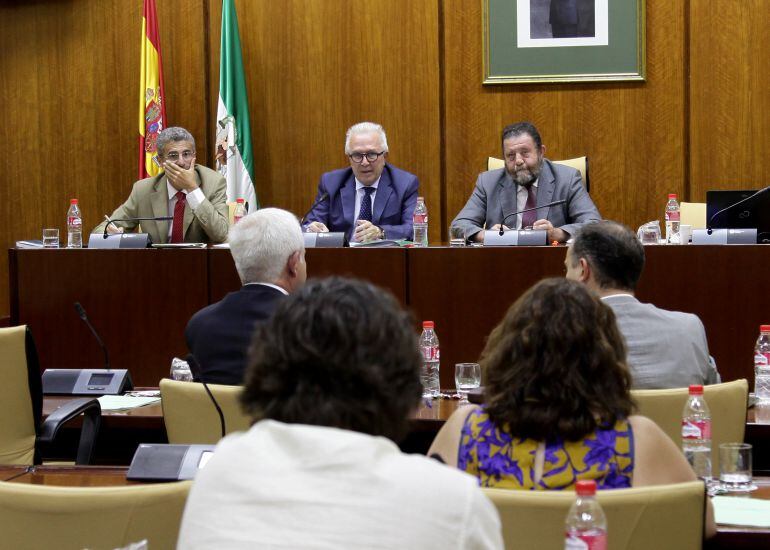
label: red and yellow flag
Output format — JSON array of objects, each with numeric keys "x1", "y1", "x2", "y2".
[{"x1": 138, "y1": 0, "x2": 167, "y2": 179}]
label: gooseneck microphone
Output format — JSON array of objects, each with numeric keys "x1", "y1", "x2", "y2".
[
  {"x1": 74, "y1": 302, "x2": 111, "y2": 372},
  {"x1": 186, "y1": 354, "x2": 226, "y2": 438},
  {"x1": 499, "y1": 199, "x2": 567, "y2": 236},
  {"x1": 103, "y1": 216, "x2": 174, "y2": 238},
  {"x1": 706, "y1": 187, "x2": 770, "y2": 235},
  {"x1": 300, "y1": 192, "x2": 329, "y2": 225}
]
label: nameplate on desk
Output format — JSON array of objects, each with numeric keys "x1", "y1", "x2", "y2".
[
  {"x1": 42, "y1": 369, "x2": 133, "y2": 396},
  {"x1": 88, "y1": 233, "x2": 152, "y2": 249},
  {"x1": 127, "y1": 444, "x2": 216, "y2": 481},
  {"x1": 691, "y1": 228, "x2": 757, "y2": 245},
  {"x1": 303, "y1": 232, "x2": 346, "y2": 248},
  {"x1": 484, "y1": 229, "x2": 547, "y2": 247}
]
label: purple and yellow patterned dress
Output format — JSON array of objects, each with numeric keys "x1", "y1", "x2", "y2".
[{"x1": 458, "y1": 407, "x2": 634, "y2": 490}]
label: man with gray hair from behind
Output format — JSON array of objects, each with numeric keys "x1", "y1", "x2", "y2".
[{"x1": 185, "y1": 208, "x2": 306, "y2": 385}]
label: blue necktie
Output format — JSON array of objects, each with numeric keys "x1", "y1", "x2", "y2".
[{"x1": 359, "y1": 187, "x2": 375, "y2": 222}]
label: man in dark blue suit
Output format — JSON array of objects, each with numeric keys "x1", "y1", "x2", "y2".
[
  {"x1": 303, "y1": 122, "x2": 419, "y2": 242},
  {"x1": 185, "y1": 208, "x2": 306, "y2": 385}
]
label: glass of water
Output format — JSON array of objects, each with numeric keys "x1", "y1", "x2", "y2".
[
  {"x1": 719, "y1": 443, "x2": 756, "y2": 492},
  {"x1": 170, "y1": 357, "x2": 193, "y2": 382},
  {"x1": 455, "y1": 363, "x2": 481, "y2": 401},
  {"x1": 42, "y1": 228, "x2": 59, "y2": 248},
  {"x1": 449, "y1": 226, "x2": 466, "y2": 247}
]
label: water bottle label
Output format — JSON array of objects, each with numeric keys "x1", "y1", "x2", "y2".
[
  {"x1": 68, "y1": 216, "x2": 82, "y2": 228},
  {"x1": 682, "y1": 419, "x2": 711, "y2": 439},
  {"x1": 665, "y1": 211, "x2": 680, "y2": 222},
  {"x1": 565, "y1": 532, "x2": 607, "y2": 550},
  {"x1": 421, "y1": 345, "x2": 439, "y2": 361},
  {"x1": 413, "y1": 214, "x2": 427, "y2": 224},
  {"x1": 755, "y1": 352, "x2": 770, "y2": 366}
]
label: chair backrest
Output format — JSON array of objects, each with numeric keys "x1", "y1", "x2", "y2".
[
  {"x1": 0, "y1": 479, "x2": 191, "y2": 550},
  {"x1": 0, "y1": 326, "x2": 38, "y2": 465},
  {"x1": 160, "y1": 378, "x2": 252, "y2": 444},
  {"x1": 632, "y1": 379, "x2": 748, "y2": 475},
  {"x1": 680, "y1": 201, "x2": 707, "y2": 229},
  {"x1": 487, "y1": 156, "x2": 590, "y2": 192},
  {"x1": 484, "y1": 481, "x2": 704, "y2": 550}
]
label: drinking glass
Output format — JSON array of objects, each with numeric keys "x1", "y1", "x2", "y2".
[
  {"x1": 637, "y1": 221, "x2": 661, "y2": 245},
  {"x1": 455, "y1": 363, "x2": 481, "y2": 401},
  {"x1": 719, "y1": 443, "x2": 756, "y2": 492},
  {"x1": 449, "y1": 226, "x2": 466, "y2": 247},
  {"x1": 170, "y1": 357, "x2": 193, "y2": 382},
  {"x1": 42, "y1": 228, "x2": 59, "y2": 248}
]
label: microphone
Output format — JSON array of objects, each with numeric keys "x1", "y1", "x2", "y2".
[
  {"x1": 186, "y1": 354, "x2": 226, "y2": 438},
  {"x1": 103, "y1": 216, "x2": 174, "y2": 239},
  {"x1": 300, "y1": 192, "x2": 329, "y2": 225},
  {"x1": 499, "y1": 199, "x2": 567, "y2": 236},
  {"x1": 707, "y1": 187, "x2": 770, "y2": 234},
  {"x1": 74, "y1": 302, "x2": 110, "y2": 371}
]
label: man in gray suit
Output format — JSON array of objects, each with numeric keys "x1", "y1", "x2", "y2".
[
  {"x1": 451, "y1": 122, "x2": 600, "y2": 243},
  {"x1": 565, "y1": 221, "x2": 721, "y2": 389},
  {"x1": 92, "y1": 127, "x2": 229, "y2": 244}
]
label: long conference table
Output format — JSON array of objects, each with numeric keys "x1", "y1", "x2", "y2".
[{"x1": 10, "y1": 245, "x2": 770, "y2": 388}]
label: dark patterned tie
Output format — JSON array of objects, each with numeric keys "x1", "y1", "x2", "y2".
[
  {"x1": 520, "y1": 185, "x2": 537, "y2": 229},
  {"x1": 359, "y1": 187, "x2": 375, "y2": 222},
  {"x1": 171, "y1": 191, "x2": 186, "y2": 243}
]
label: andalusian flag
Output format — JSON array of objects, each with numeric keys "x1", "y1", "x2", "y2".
[
  {"x1": 216, "y1": 0, "x2": 257, "y2": 210},
  {"x1": 138, "y1": 0, "x2": 166, "y2": 179}
]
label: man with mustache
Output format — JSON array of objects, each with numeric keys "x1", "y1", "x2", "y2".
[{"x1": 451, "y1": 122, "x2": 600, "y2": 243}]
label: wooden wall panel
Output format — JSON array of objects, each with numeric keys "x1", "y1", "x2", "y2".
[
  {"x1": 689, "y1": 0, "x2": 770, "y2": 199},
  {"x1": 441, "y1": 0, "x2": 686, "y2": 234},
  {"x1": 206, "y1": 0, "x2": 442, "y2": 240},
  {"x1": 0, "y1": 0, "x2": 209, "y2": 317}
]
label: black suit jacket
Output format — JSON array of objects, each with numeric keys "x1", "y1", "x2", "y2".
[{"x1": 185, "y1": 284, "x2": 286, "y2": 385}]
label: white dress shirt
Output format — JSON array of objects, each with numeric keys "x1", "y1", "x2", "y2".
[{"x1": 514, "y1": 178, "x2": 539, "y2": 229}]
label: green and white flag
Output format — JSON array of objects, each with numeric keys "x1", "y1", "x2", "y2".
[{"x1": 216, "y1": 0, "x2": 257, "y2": 211}]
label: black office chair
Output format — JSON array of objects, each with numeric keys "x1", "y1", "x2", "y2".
[{"x1": 0, "y1": 325, "x2": 101, "y2": 465}]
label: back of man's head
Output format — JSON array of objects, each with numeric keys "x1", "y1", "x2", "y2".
[
  {"x1": 571, "y1": 221, "x2": 645, "y2": 292},
  {"x1": 229, "y1": 208, "x2": 304, "y2": 285},
  {"x1": 241, "y1": 277, "x2": 423, "y2": 443}
]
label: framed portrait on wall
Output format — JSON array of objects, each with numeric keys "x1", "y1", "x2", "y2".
[{"x1": 483, "y1": 0, "x2": 645, "y2": 84}]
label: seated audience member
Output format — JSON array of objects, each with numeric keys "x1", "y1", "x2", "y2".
[
  {"x1": 566, "y1": 221, "x2": 720, "y2": 388},
  {"x1": 303, "y1": 122, "x2": 419, "y2": 243},
  {"x1": 450, "y1": 121, "x2": 600, "y2": 244},
  {"x1": 92, "y1": 126, "x2": 229, "y2": 244},
  {"x1": 177, "y1": 277, "x2": 503, "y2": 549},
  {"x1": 184, "y1": 208, "x2": 306, "y2": 385},
  {"x1": 428, "y1": 279, "x2": 714, "y2": 534}
]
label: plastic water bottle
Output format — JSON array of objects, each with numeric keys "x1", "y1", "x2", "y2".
[
  {"x1": 754, "y1": 325, "x2": 770, "y2": 401},
  {"x1": 565, "y1": 480, "x2": 607, "y2": 550},
  {"x1": 412, "y1": 197, "x2": 428, "y2": 246},
  {"x1": 233, "y1": 198, "x2": 247, "y2": 224},
  {"x1": 67, "y1": 198, "x2": 83, "y2": 248},
  {"x1": 665, "y1": 193, "x2": 680, "y2": 244},
  {"x1": 419, "y1": 321, "x2": 440, "y2": 398},
  {"x1": 682, "y1": 384, "x2": 712, "y2": 481}
]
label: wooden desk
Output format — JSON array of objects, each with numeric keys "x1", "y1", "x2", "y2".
[{"x1": 708, "y1": 478, "x2": 770, "y2": 549}]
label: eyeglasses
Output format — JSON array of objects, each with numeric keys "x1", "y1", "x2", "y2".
[
  {"x1": 348, "y1": 151, "x2": 385, "y2": 163},
  {"x1": 164, "y1": 150, "x2": 195, "y2": 162}
]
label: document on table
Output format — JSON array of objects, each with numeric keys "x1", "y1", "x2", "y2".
[
  {"x1": 97, "y1": 395, "x2": 161, "y2": 412},
  {"x1": 712, "y1": 495, "x2": 770, "y2": 527}
]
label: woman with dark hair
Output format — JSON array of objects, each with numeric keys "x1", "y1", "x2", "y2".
[
  {"x1": 178, "y1": 277, "x2": 503, "y2": 549},
  {"x1": 430, "y1": 279, "x2": 713, "y2": 499}
]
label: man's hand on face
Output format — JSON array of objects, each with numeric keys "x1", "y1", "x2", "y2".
[
  {"x1": 164, "y1": 157, "x2": 199, "y2": 191},
  {"x1": 354, "y1": 220, "x2": 381, "y2": 242}
]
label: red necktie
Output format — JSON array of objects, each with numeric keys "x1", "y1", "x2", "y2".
[
  {"x1": 171, "y1": 191, "x2": 186, "y2": 243},
  {"x1": 520, "y1": 185, "x2": 537, "y2": 229}
]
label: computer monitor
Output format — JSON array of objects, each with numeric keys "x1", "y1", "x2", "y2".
[{"x1": 706, "y1": 189, "x2": 770, "y2": 243}]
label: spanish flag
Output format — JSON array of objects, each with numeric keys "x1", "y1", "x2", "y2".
[{"x1": 138, "y1": 0, "x2": 167, "y2": 179}]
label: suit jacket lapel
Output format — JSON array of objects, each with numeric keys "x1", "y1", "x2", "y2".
[
  {"x1": 536, "y1": 161, "x2": 556, "y2": 218},
  {"x1": 372, "y1": 166, "x2": 393, "y2": 225},
  {"x1": 499, "y1": 172, "x2": 517, "y2": 227},
  {"x1": 182, "y1": 167, "x2": 203, "y2": 240},
  {"x1": 150, "y1": 176, "x2": 169, "y2": 244},
  {"x1": 341, "y1": 173, "x2": 356, "y2": 228}
]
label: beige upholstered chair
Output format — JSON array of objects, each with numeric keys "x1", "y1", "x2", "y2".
[
  {"x1": 0, "y1": 479, "x2": 191, "y2": 550},
  {"x1": 632, "y1": 379, "x2": 748, "y2": 475},
  {"x1": 485, "y1": 480, "x2": 705, "y2": 550},
  {"x1": 0, "y1": 326, "x2": 100, "y2": 465},
  {"x1": 487, "y1": 156, "x2": 590, "y2": 192},
  {"x1": 160, "y1": 378, "x2": 251, "y2": 444}
]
